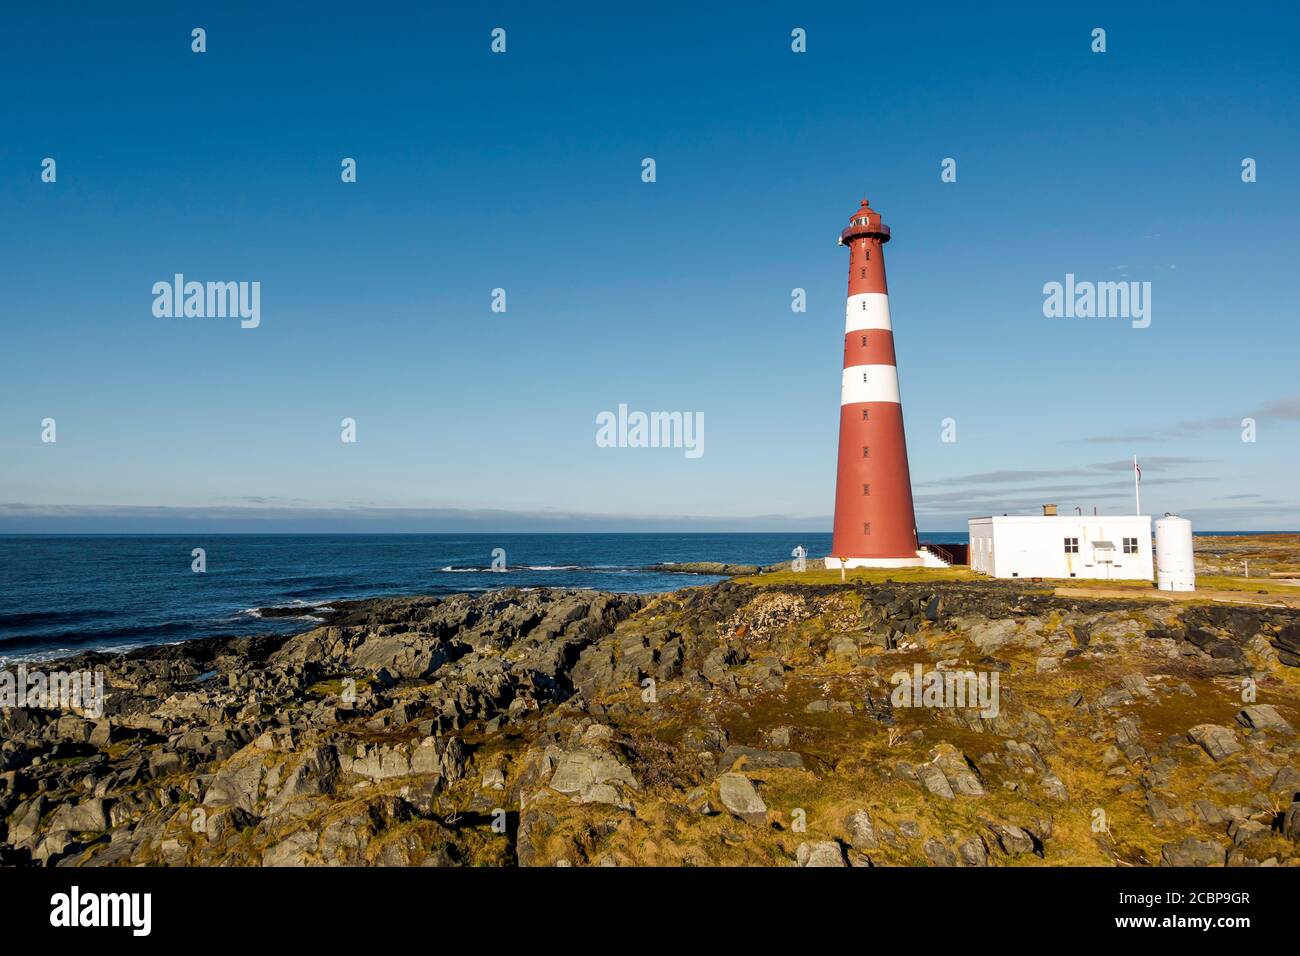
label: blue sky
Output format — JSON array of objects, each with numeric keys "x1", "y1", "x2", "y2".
[{"x1": 2, "y1": 2, "x2": 1297, "y2": 532}]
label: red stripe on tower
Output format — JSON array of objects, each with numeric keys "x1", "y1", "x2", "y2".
[{"x1": 828, "y1": 199, "x2": 923, "y2": 568}]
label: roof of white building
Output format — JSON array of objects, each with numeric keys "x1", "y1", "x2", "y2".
[{"x1": 970, "y1": 514, "x2": 1150, "y2": 522}]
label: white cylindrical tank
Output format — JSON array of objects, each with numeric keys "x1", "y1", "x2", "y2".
[{"x1": 1155, "y1": 514, "x2": 1195, "y2": 591}]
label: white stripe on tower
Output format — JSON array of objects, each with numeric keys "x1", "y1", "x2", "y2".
[
  {"x1": 844, "y1": 293, "x2": 893, "y2": 333},
  {"x1": 840, "y1": 364, "x2": 901, "y2": 405}
]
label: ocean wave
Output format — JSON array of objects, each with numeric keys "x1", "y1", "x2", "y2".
[
  {"x1": 261, "y1": 573, "x2": 357, "y2": 586},
  {"x1": 281, "y1": 586, "x2": 359, "y2": 599},
  {"x1": 0, "y1": 619, "x2": 192, "y2": 650},
  {"x1": 0, "y1": 607, "x2": 118, "y2": 629},
  {"x1": 0, "y1": 639, "x2": 148, "y2": 668},
  {"x1": 439, "y1": 564, "x2": 593, "y2": 573},
  {"x1": 238, "y1": 598, "x2": 337, "y2": 617}
]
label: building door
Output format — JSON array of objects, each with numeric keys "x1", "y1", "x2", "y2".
[{"x1": 1092, "y1": 540, "x2": 1116, "y2": 580}]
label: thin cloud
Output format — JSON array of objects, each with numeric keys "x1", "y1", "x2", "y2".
[
  {"x1": 917, "y1": 458, "x2": 1209, "y2": 488},
  {"x1": 1069, "y1": 433, "x2": 1160, "y2": 444},
  {"x1": 1074, "y1": 393, "x2": 1300, "y2": 443},
  {"x1": 1088, "y1": 456, "x2": 1209, "y2": 472},
  {"x1": 915, "y1": 469, "x2": 1076, "y2": 487}
]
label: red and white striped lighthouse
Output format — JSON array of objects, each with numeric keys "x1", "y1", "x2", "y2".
[{"x1": 828, "y1": 199, "x2": 930, "y2": 569}]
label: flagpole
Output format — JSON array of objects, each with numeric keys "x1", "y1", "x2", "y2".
[{"x1": 1133, "y1": 455, "x2": 1141, "y2": 516}]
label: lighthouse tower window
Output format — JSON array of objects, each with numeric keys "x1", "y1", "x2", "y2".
[
  {"x1": 863, "y1": 522, "x2": 872, "y2": 535},
  {"x1": 862, "y1": 484, "x2": 870, "y2": 496},
  {"x1": 861, "y1": 409, "x2": 869, "y2": 420},
  {"x1": 861, "y1": 335, "x2": 868, "y2": 347},
  {"x1": 862, "y1": 446, "x2": 869, "y2": 458},
  {"x1": 862, "y1": 372, "x2": 869, "y2": 383}
]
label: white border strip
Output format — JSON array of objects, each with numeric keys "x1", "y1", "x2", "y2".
[
  {"x1": 845, "y1": 293, "x2": 892, "y2": 333},
  {"x1": 841, "y1": 364, "x2": 901, "y2": 405}
]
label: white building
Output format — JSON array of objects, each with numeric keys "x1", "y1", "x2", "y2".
[{"x1": 968, "y1": 509, "x2": 1153, "y2": 581}]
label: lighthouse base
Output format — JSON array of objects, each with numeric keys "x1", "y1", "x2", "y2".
[{"x1": 824, "y1": 550, "x2": 950, "y2": 570}]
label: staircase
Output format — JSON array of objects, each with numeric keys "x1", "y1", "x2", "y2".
[{"x1": 918, "y1": 546, "x2": 952, "y2": 569}]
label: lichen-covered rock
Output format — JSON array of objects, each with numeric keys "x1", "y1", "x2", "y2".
[
  {"x1": 1188, "y1": 724, "x2": 1243, "y2": 761},
  {"x1": 958, "y1": 834, "x2": 989, "y2": 866},
  {"x1": 987, "y1": 822, "x2": 1037, "y2": 857},
  {"x1": 202, "y1": 752, "x2": 267, "y2": 813},
  {"x1": 796, "y1": 841, "x2": 846, "y2": 867},
  {"x1": 1237, "y1": 705, "x2": 1294, "y2": 734},
  {"x1": 844, "y1": 809, "x2": 878, "y2": 851},
  {"x1": 547, "y1": 748, "x2": 638, "y2": 806},
  {"x1": 47, "y1": 797, "x2": 109, "y2": 834},
  {"x1": 1160, "y1": 837, "x2": 1226, "y2": 867},
  {"x1": 923, "y1": 838, "x2": 957, "y2": 866},
  {"x1": 717, "y1": 773, "x2": 767, "y2": 825}
]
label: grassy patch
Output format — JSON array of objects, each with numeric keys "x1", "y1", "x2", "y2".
[
  {"x1": 1193, "y1": 575, "x2": 1300, "y2": 595},
  {"x1": 734, "y1": 567, "x2": 978, "y2": 587},
  {"x1": 305, "y1": 673, "x2": 376, "y2": 698}
]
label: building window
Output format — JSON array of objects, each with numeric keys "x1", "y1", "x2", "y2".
[
  {"x1": 1063, "y1": 537, "x2": 1079, "y2": 554},
  {"x1": 1123, "y1": 537, "x2": 1138, "y2": 554},
  {"x1": 862, "y1": 484, "x2": 870, "y2": 496},
  {"x1": 861, "y1": 409, "x2": 869, "y2": 420}
]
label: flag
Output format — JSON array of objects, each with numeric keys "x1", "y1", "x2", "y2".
[{"x1": 1133, "y1": 455, "x2": 1142, "y2": 517}]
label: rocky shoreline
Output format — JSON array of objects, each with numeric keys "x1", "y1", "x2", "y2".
[
  {"x1": 3, "y1": 576, "x2": 1300, "y2": 867},
  {"x1": 644, "y1": 561, "x2": 764, "y2": 575}
]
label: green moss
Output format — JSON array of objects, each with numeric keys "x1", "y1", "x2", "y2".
[
  {"x1": 734, "y1": 567, "x2": 978, "y2": 587},
  {"x1": 305, "y1": 673, "x2": 377, "y2": 698}
]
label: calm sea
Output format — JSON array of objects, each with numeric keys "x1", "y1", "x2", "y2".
[{"x1": 0, "y1": 532, "x2": 972, "y2": 664}]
